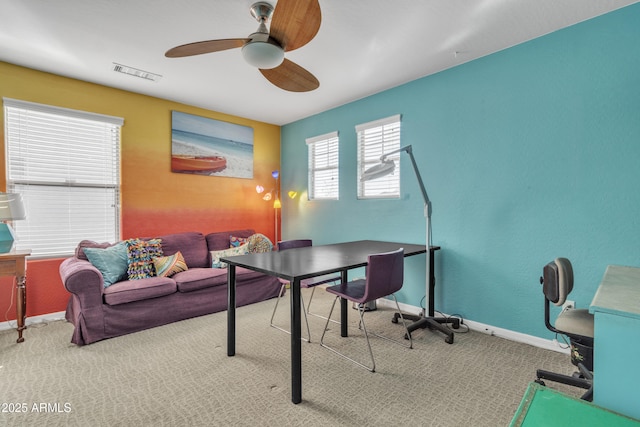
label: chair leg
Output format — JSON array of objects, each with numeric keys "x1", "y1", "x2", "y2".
[
  {"x1": 320, "y1": 295, "x2": 412, "y2": 372},
  {"x1": 270, "y1": 284, "x2": 312, "y2": 343},
  {"x1": 535, "y1": 365, "x2": 593, "y2": 402},
  {"x1": 306, "y1": 285, "x2": 340, "y2": 324},
  {"x1": 368, "y1": 294, "x2": 413, "y2": 350},
  {"x1": 269, "y1": 284, "x2": 286, "y2": 326},
  {"x1": 320, "y1": 296, "x2": 376, "y2": 372}
]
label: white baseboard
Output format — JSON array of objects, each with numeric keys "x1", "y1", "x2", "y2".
[
  {"x1": 0, "y1": 311, "x2": 66, "y2": 332},
  {"x1": 3, "y1": 303, "x2": 571, "y2": 356},
  {"x1": 376, "y1": 298, "x2": 570, "y2": 355}
]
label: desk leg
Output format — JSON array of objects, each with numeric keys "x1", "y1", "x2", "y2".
[
  {"x1": 227, "y1": 265, "x2": 236, "y2": 356},
  {"x1": 340, "y1": 270, "x2": 348, "y2": 337},
  {"x1": 16, "y1": 274, "x2": 26, "y2": 343},
  {"x1": 291, "y1": 278, "x2": 302, "y2": 404}
]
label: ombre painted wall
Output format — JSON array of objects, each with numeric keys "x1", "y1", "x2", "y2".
[
  {"x1": 0, "y1": 61, "x2": 280, "y2": 320},
  {"x1": 281, "y1": 4, "x2": 640, "y2": 340}
]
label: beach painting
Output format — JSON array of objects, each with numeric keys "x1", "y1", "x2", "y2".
[{"x1": 171, "y1": 111, "x2": 254, "y2": 178}]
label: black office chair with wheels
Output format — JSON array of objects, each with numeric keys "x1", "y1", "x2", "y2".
[
  {"x1": 270, "y1": 239, "x2": 341, "y2": 342},
  {"x1": 535, "y1": 257, "x2": 594, "y2": 401},
  {"x1": 320, "y1": 248, "x2": 412, "y2": 372}
]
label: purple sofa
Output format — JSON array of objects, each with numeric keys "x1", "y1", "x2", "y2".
[{"x1": 60, "y1": 229, "x2": 281, "y2": 345}]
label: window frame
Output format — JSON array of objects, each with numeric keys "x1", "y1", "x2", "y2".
[
  {"x1": 3, "y1": 98, "x2": 123, "y2": 259},
  {"x1": 306, "y1": 131, "x2": 339, "y2": 200},
  {"x1": 356, "y1": 114, "x2": 402, "y2": 199}
]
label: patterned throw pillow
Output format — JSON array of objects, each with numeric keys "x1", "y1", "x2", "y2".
[
  {"x1": 125, "y1": 238, "x2": 163, "y2": 280},
  {"x1": 229, "y1": 235, "x2": 248, "y2": 248},
  {"x1": 247, "y1": 233, "x2": 273, "y2": 253},
  {"x1": 153, "y1": 251, "x2": 188, "y2": 278},
  {"x1": 210, "y1": 244, "x2": 250, "y2": 268}
]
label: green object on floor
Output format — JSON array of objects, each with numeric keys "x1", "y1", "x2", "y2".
[{"x1": 511, "y1": 383, "x2": 640, "y2": 427}]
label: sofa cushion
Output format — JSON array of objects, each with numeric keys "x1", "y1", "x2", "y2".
[
  {"x1": 83, "y1": 242, "x2": 129, "y2": 287},
  {"x1": 157, "y1": 232, "x2": 209, "y2": 269},
  {"x1": 173, "y1": 266, "x2": 273, "y2": 293},
  {"x1": 125, "y1": 238, "x2": 163, "y2": 280},
  {"x1": 205, "y1": 229, "x2": 255, "y2": 251},
  {"x1": 153, "y1": 251, "x2": 188, "y2": 277},
  {"x1": 103, "y1": 277, "x2": 177, "y2": 305},
  {"x1": 173, "y1": 267, "x2": 228, "y2": 293}
]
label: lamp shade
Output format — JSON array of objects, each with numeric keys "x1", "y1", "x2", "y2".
[
  {"x1": 0, "y1": 193, "x2": 26, "y2": 221},
  {"x1": 242, "y1": 40, "x2": 285, "y2": 69},
  {"x1": 0, "y1": 192, "x2": 25, "y2": 253},
  {"x1": 361, "y1": 159, "x2": 396, "y2": 182}
]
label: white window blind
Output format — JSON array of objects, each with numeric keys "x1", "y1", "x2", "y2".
[
  {"x1": 307, "y1": 131, "x2": 339, "y2": 200},
  {"x1": 3, "y1": 98, "x2": 123, "y2": 258},
  {"x1": 356, "y1": 114, "x2": 401, "y2": 199}
]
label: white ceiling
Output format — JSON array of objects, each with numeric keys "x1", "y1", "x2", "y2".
[{"x1": 1, "y1": 0, "x2": 637, "y2": 125}]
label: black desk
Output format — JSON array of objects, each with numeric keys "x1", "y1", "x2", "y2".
[{"x1": 223, "y1": 240, "x2": 427, "y2": 404}]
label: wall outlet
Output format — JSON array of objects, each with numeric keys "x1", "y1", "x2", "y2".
[{"x1": 562, "y1": 300, "x2": 575, "y2": 310}]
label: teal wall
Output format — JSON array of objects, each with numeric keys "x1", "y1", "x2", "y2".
[{"x1": 280, "y1": 4, "x2": 640, "y2": 339}]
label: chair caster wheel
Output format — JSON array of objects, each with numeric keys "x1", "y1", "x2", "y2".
[
  {"x1": 391, "y1": 316, "x2": 399, "y2": 324},
  {"x1": 534, "y1": 379, "x2": 545, "y2": 386},
  {"x1": 445, "y1": 336, "x2": 454, "y2": 344},
  {"x1": 404, "y1": 333, "x2": 411, "y2": 340}
]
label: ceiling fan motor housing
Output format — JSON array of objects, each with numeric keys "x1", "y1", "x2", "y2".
[{"x1": 242, "y1": 2, "x2": 284, "y2": 69}]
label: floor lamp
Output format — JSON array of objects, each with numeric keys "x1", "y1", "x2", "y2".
[
  {"x1": 256, "y1": 170, "x2": 281, "y2": 244},
  {"x1": 362, "y1": 145, "x2": 459, "y2": 343}
]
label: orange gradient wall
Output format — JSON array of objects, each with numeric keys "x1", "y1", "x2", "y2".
[{"x1": 0, "y1": 61, "x2": 281, "y2": 320}]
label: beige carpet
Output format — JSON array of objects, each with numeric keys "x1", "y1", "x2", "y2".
[{"x1": 0, "y1": 289, "x2": 581, "y2": 426}]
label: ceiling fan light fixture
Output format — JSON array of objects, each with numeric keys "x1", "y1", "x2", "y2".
[{"x1": 241, "y1": 40, "x2": 284, "y2": 69}]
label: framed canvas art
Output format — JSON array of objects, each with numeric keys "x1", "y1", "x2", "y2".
[{"x1": 171, "y1": 111, "x2": 254, "y2": 178}]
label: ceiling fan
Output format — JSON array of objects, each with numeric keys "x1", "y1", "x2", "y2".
[{"x1": 165, "y1": 0, "x2": 321, "y2": 92}]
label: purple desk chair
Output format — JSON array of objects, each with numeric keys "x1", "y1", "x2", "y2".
[
  {"x1": 270, "y1": 239, "x2": 341, "y2": 343},
  {"x1": 320, "y1": 248, "x2": 412, "y2": 372}
]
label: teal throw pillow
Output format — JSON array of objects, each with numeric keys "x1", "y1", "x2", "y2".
[{"x1": 83, "y1": 242, "x2": 129, "y2": 288}]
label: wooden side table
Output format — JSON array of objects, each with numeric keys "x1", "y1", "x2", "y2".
[{"x1": 0, "y1": 250, "x2": 31, "y2": 343}]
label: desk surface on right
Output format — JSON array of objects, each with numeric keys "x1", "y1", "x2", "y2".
[{"x1": 590, "y1": 265, "x2": 640, "y2": 319}]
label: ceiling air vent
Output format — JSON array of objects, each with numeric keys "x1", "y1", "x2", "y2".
[{"x1": 112, "y1": 63, "x2": 162, "y2": 82}]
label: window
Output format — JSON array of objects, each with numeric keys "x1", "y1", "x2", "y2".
[
  {"x1": 356, "y1": 114, "x2": 401, "y2": 199},
  {"x1": 307, "y1": 131, "x2": 339, "y2": 200},
  {"x1": 3, "y1": 98, "x2": 123, "y2": 258}
]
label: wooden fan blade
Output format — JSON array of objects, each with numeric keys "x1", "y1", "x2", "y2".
[
  {"x1": 165, "y1": 38, "x2": 250, "y2": 58},
  {"x1": 259, "y1": 58, "x2": 319, "y2": 92},
  {"x1": 270, "y1": 0, "x2": 321, "y2": 52}
]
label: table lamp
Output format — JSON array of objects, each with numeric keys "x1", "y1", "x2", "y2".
[{"x1": 0, "y1": 192, "x2": 26, "y2": 253}]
